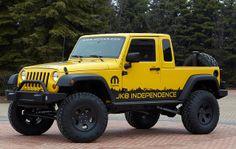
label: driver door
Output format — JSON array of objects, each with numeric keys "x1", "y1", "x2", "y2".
[{"x1": 121, "y1": 37, "x2": 161, "y2": 100}]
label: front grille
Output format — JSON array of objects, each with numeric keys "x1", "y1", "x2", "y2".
[{"x1": 26, "y1": 72, "x2": 50, "y2": 87}]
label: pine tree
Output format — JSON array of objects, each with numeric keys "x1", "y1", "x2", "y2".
[
  {"x1": 0, "y1": 0, "x2": 17, "y2": 49},
  {"x1": 0, "y1": 0, "x2": 112, "y2": 70},
  {"x1": 111, "y1": 0, "x2": 150, "y2": 32},
  {"x1": 187, "y1": 0, "x2": 222, "y2": 53},
  {"x1": 147, "y1": 0, "x2": 191, "y2": 64},
  {"x1": 0, "y1": 0, "x2": 235, "y2": 87},
  {"x1": 0, "y1": 0, "x2": 19, "y2": 70},
  {"x1": 221, "y1": 0, "x2": 236, "y2": 86}
]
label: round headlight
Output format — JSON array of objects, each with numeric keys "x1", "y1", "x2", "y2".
[
  {"x1": 53, "y1": 72, "x2": 59, "y2": 82},
  {"x1": 21, "y1": 70, "x2": 26, "y2": 80}
]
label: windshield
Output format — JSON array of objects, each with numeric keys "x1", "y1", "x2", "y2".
[{"x1": 70, "y1": 37, "x2": 125, "y2": 58}]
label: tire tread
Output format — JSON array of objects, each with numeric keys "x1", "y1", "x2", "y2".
[{"x1": 182, "y1": 90, "x2": 219, "y2": 134}]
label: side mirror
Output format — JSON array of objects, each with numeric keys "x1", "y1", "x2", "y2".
[
  {"x1": 124, "y1": 52, "x2": 141, "y2": 69},
  {"x1": 126, "y1": 52, "x2": 141, "y2": 63}
]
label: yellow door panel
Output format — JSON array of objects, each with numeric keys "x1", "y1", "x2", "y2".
[{"x1": 122, "y1": 62, "x2": 161, "y2": 89}]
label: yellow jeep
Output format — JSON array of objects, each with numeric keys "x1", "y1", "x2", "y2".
[{"x1": 6, "y1": 33, "x2": 227, "y2": 143}]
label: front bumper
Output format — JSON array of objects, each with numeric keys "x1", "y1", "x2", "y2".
[{"x1": 5, "y1": 80, "x2": 66, "y2": 106}]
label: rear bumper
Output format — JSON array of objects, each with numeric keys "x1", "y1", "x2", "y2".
[
  {"x1": 218, "y1": 89, "x2": 228, "y2": 98},
  {"x1": 218, "y1": 81, "x2": 228, "y2": 99},
  {"x1": 5, "y1": 80, "x2": 66, "y2": 106}
]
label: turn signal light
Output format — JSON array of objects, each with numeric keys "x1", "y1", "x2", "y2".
[{"x1": 52, "y1": 84, "x2": 57, "y2": 89}]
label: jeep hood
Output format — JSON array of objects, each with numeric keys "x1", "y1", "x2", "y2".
[{"x1": 24, "y1": 59, "x2": 120, "y2": 72}]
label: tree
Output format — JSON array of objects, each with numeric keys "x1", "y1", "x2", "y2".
[
  {"x1": 111, "y1": 0, "x2": 150, "y2": 32},
  {"x1": 0, "y1": 0, "x2": 112, "y2": 71},
  {"x1": 147, "y1": 0, "x2": 191, "y2": 63},
  {"x1": 221, "y1": 0, "x2": 236, "y2": 86},
  {"x1": 186, "y1": 0, "x2": 222, "y2": 55},
  {"x1": 0, "y1": 0, "x2": 236, "y2": 87},
  {"x1": 0, "y1": 0, "x2": 19, "y2": 70}
]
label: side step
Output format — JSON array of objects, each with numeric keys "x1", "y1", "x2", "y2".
[
  {"x1": 109, "y1": 100, "x2": 183, "y2": 113},
  {"x1": 112, "y1": 100, "x2": 182, "y2": 106}
]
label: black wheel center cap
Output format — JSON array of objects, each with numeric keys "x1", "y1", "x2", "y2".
[
  {"x1": 198, "y1": 104, "x2": 213, "y2": 125},
  {"x1": 72, "y1": 107, "x2": 96, "y2": 131}
]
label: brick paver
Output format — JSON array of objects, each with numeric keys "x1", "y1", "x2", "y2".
[{"x1": 0, "y1": 121, "x2": 236, "y2": 149}]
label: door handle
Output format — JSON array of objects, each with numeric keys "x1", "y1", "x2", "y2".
[{"x1": 150, "y1": 67, "x2": 160, "y2": 71}]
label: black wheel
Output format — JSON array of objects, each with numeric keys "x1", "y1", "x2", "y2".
[
  {"x1": 57, "y1": 92, "x2": 108, "y2": 143},
  {"x1": 125, "y1": 111, "x2": 160, "y2": 129},
  {"x1": 8, "y1": 101, "x2": 54, "y2": 135},
  {"x1": 183, "y1": 52, "x2": 218, "y2": 66},
  {"x1": 181, "y1": 90, "x2": 219, "y2": 134}
]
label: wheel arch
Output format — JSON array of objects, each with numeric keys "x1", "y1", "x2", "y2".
[
  {"x1": 7, "y1": 74, "x2": 18, "y2": 85},
  {"x1": 57, "y1": 74, "x2": 114, "y2": 103},
  {"x1": 179, "y1": 75, "x2": 220, "y2": 100}
]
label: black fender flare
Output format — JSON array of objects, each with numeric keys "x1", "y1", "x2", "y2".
[
  {"x1": 57, "y1": 74, "x2": 114, "y2": 100},
  {"x1": 179, "y1": 75, "x2": 220, "y2": 100},
  {"x1": 8, "y1": 74, "x2": 18, "y2": 85}
]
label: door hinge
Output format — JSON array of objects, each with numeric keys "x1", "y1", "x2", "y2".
[{"x1": 122, "y1": 71, "x2": 128, "y2": 76}]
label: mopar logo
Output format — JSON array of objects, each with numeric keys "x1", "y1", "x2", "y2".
[{"x1": 110, "y1": 76, "x2": 119, "y2": 85}]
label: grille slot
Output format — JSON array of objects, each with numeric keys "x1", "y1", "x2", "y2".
[{"x1": 26, "y1": 72, "x2": 51, "y2": 87}]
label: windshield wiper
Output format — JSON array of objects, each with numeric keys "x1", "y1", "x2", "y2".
[
  {"x1": 88, "y1": 55, "x2": 104, "y2": 62},
  {"x1": 70, "y1": 55, "x2": 83, "y2": 62}
]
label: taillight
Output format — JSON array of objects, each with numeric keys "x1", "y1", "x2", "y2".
[{"x1": 213, "y1": 70, "x2": 219, "y2": 77}]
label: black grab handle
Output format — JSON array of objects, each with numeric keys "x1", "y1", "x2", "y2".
[{"x1": 150, "y1": 67, "x2": 160, "y2": 71}]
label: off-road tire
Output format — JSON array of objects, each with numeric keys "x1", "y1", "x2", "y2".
[
  {"x1": 198, "y1": 53, "x2": 218, "y2": 66},
  {"x1": 57, "y1": 92, "x2": 108, "y2": 143},
  {"x1": 184, "y1": 52, "x2": 218, "y2": 66},
  {"x1": 181, "y1": 90, "x2": 219, "y2": 134},
  {"x1": 125, "y1": 111, "x2": 160, "y2": 129},
  {"x1": 8, "y1": 101, "x2": 54, "y2": 135}
]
